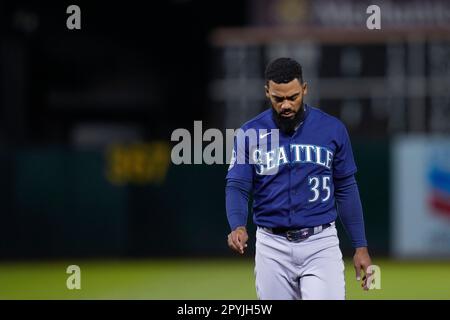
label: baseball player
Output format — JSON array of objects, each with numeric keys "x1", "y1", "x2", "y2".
[{"x1": 225, "y1": 57, "x2": 372, "y2": 300}]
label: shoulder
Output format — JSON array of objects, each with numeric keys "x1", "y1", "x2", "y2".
[
  {"x1": 240, "y1": 109, "x2": 272, "y2": 131},
  {"x1": 307, "y1": 105, "x2": 348, "y2": 132}
]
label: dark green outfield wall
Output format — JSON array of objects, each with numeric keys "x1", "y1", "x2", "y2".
[{"x1": 0, "y1": 139, "x2": 389, "y2": 259}]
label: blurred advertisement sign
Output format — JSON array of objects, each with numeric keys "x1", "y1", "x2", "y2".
[
  {"x1": 250, "y1": 0, "x2": 450, "y2": 28},
  {"x1": 106, "y1": 142, "x2": 171, "y2": 185},
  {"x1": 392, "y1": 136, "x2": 450, "y2": 258}
]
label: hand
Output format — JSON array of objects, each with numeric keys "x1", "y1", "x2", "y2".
[
  {"x1": 353, "y1": 247, "x2": 373, "y2": 290},
  {"x1": 227, "y1": 226, "x2": 249, "y2": 255}
]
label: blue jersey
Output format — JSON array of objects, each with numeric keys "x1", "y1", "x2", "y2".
[{"x1": 226, "y1": 104, "x2": 357, "y2": 229}]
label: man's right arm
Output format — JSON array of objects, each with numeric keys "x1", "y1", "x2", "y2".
[
  {"x1": 225, "y1": 131, "x2": 253, "y2": 254},
  {"x1": 225, "y1": 178, "x2": 252, "y2": 254},
  {"x1": 225, "y1": 178, "x2": 252, "y2": 230}
]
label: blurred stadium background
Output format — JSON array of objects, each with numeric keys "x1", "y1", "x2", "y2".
[{"x1": 0, "y1": 0, "x2": 449, "y2": 299}]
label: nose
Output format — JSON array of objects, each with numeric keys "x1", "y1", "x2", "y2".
[{"x1": 281, "y1": 100, "x2": 292, "y2": 110}]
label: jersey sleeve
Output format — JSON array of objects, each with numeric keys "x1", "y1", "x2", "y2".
[
  {"x1": 333, "y1": 123, "x2": 357, "y2": 178},
  {"x1": 334, "y1": 174, "x2": 368, "y2": 248},
  {"x1": 225, "y1": 132, "x2": 253, "y2": 183}
]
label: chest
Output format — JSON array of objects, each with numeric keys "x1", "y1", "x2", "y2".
[{"x1": 251, "y1": 134, "x2": 338, "y2": 177}]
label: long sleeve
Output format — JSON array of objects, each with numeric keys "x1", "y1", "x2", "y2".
[
  {"x1": 225, "y1": 178, "x2": 252, "y2": 231},
  {"x1": 334, "y1": 174, "x2": 368, "y2": 248}
]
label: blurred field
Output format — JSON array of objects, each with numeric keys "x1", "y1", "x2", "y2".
[{"x1": 0, "y1": 259, "x2": 449, "y2": 299}]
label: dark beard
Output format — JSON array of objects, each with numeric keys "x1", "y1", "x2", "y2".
[{"x1": 271, "y1": 104, "x2": 305, "y2": 135}]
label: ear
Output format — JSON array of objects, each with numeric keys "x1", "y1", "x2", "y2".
[
  {"x1": 265, "y1": 85, "x2": 270, "y2": 99},
  {"x1": 302, "y1": 82, "x2": 308, "y2": 96}
]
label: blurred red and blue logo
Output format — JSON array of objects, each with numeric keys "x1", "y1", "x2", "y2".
[{"x1": 428, "y1": 161, "x2": 450, "y2": 218}]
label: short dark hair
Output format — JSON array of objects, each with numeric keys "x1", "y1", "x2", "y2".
[{"x1": 264, "y1": 57, "x2": 303, "y2": 85}]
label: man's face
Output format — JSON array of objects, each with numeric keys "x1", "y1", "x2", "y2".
[{"x1": 265, "y1": 79, "x2": 307, "y2": 119}]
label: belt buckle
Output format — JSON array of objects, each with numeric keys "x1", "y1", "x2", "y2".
[
  {"x1": 286, "y1": 228, "x2": 310, "y2": 241},
  {"x1": 285, "y1": 230, "x2": 296, "y2": 241}
]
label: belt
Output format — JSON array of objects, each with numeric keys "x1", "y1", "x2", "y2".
[{"x1": 262, "y1": 222, "x2": 333, "y2": 242}]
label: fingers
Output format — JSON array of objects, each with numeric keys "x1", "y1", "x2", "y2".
[
  {"x1": 227, "y1": 233, "x2": 243, "y2": 254},
  {"x1": 357, "y1": 267, "x2": 370, "y2": 290},
  {"x1": 355, "y1": 264, "x2": 361, "y2": 281},
  {"x1": 234, "y1": 233, "x2": 246, "y2": 254},
  {"x1": 361, "y1": 262, "x2": 373, "y2": 290},
  {"x1": 354, "y1": 250, "x2": 373, "y2": 291},
  {"x1": 234, "y1": 236, "x2": 244, "y2": 254},
  {"x1": 227, "y1": 231, "x2": 248, "y2": 254},
  {"x1": 361, "y1": 275, "x2": 369, "y2": 291},
  {"x1": 237, "y1": 232, "x2": 248, "y2": 250},
  {"x1": 227, "y1": 234, "x2": 240, "y2": 253},
  {"x1": 362, "y1": 270, "x2": 375, "y2": 291}
]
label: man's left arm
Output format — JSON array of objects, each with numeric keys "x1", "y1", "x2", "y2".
[
  {"x1": 334, "y1": 174, "x2": 373, "y2": 290},
  {"x1": 333, "y1": 122, "x2": 373, "y2": 290}
]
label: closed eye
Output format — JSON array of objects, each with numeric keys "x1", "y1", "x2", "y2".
[
  {"x1": 272, "y1": 96, "x2": 284, "y2": 103},
  {"x1": 271, "y1": 93, "x2": 300, "y2": 103}
]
